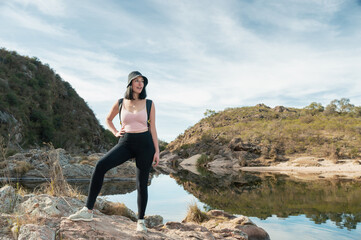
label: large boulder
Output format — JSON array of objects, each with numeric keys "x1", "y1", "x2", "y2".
[{"x1": 18, "y1": 194, "x2": 84, "y2": 218}]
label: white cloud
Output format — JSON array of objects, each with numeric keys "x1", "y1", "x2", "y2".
[
  {"x1": 0, "y1": 6, "x2": 68, "y2": 37},
  {"x1": 12, "y1": 0, "x2": 67, "y2": 17}
]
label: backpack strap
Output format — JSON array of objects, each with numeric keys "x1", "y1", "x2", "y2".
[
  {"x1": 146, "y1": 99, "x2": 152, "y2": 127},
  {"x1": 118, "y1": 98, "x2": 123, "y2": 125}
]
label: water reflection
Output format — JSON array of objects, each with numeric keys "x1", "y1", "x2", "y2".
[
  {"x1": 3, "y1": 179, "x2": 138, "y2": 196},
  {"x1": 169, "y1": 168, "x2": 361, "y2": 230}
]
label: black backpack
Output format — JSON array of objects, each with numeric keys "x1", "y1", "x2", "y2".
[{"x1": 118, "y1": 98, "x2": 152, "y2": 127}]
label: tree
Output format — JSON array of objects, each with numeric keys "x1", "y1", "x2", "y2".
[
  {"x1": 324, "y1": 98, "x2": 354, "y2": 115},
  {"x1": 305, "y1": 102, "x2": 324, "y2": 116},
  {"x1": 204, "y1": 109, "x2": 216, "y2": 117},
  {"x1": 338, "y1": 98, "x2": 354, "y2": 113}
]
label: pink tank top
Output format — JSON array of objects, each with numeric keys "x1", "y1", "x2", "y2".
[{"x1": 121, "y1": 105, "x2": 148, "y2": 133}]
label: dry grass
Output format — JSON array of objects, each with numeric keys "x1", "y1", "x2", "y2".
[
  {"x1": 183, "y1": 202, "x2": 209, "y2": 223},
  {"x1": 100, "y1": 202, "x2": 137, "y2": 221},
  {"x1": 13, "y1": 161, "x2": 34, "y2": 176},
  {"x1": 36, "y1": 143, "x2": 82, "y2": 199},
  {"x1": 79, "y1": 159, "x2": 95, "y2": 166}
]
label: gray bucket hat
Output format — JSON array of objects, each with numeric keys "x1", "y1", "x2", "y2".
[{"x1": 127, "y1": 71, "x2": 148, "y2": 87}]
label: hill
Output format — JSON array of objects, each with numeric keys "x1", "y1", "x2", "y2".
[
  {"x1": 0, "y1": 48, "x2": 117, "y2": 154},
  {"x1": 167, "y1": 100, "x2": 361, "y2": 165}
]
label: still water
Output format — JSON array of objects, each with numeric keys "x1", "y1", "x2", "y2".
[{"x1": 99, "y1": 171, "x2": 361, "y2": 240}]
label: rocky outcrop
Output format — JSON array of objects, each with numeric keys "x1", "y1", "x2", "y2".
[
  {"x1": 0, "y1": 185, "x2": 270, "y2": 240},
  {"x1": 2, "y1": 148, "x2": 138, "y2": 180}
]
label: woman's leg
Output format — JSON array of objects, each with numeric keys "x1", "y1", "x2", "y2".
[
  {"x1": 135, "y1": 166, "x2": 152, "y2": 219},
  {"x1": 134, "y1": 133, "x2": 155, "y2": 219},
  {"x1": 86, "y1": 143, "x2": 132, "y2": 210}
]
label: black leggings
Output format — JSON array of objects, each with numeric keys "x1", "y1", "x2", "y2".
[{"x1": 85, "y1": 131, "x2": 155, "y2": 219}]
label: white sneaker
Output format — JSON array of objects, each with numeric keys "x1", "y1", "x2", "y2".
[
  {"x1": 136, "y1": 219, "x2": 147, "y2": 233},
  {"x1": 68, "y1": 207, "x2": 93, "y2": 221}
]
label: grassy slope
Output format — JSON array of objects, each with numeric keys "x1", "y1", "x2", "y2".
[
  {"x1": 0, "y1": 48, "x2": 117, "y2": 153},
  {"x1": 167, "y1": 103, "x2": 361, "y2": 160}
]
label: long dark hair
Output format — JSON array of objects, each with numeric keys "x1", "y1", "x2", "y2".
[{"x1": 124, "y1": 84, "x2": 147, "y2": 100}]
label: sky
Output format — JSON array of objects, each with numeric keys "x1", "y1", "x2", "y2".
[{"x1": 1, "y1": 0, "x2": 361, "y2": 142}]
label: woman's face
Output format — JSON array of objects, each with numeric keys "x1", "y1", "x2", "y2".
[{"x1": 131, "y1": 76, "x2": 144, "y2": 94}]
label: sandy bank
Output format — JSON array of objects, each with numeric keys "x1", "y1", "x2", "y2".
[{"x1": 241, "y1": 156, "x2": 361, "y2": 180}]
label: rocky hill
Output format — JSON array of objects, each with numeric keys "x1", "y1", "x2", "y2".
[
  {"x1": 166, "y1": 100, "x2": 361, "y2": 166},
  {"x1": 0, "y1": 48, "x2": 117, "y2": 154}
]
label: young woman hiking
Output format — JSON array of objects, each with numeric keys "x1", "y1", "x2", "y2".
[{"x1": 68, "y1": 71, "x2": 160, "y2": 233}]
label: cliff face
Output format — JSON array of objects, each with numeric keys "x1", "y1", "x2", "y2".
[{"x1": 0, "y1": 48, "x2": 116, "y2": 153}]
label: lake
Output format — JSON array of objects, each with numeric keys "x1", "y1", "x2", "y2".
[{"x1": 99, "y1": 170, "x2": 361, "y2": 240}]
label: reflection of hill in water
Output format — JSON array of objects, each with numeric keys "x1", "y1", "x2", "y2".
[{"x1": 170, "y1": 169, "x2": 361, "y2": 230}]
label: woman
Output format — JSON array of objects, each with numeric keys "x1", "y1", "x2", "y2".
[{"x1": 68, "y1": 71, "x2": 160, "y2": 233}]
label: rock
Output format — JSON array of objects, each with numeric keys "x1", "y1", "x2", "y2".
[
  {"x1": 231, "y1": 216, "x2": 254, "y2": 225},
  {"x1": 87, "y1": 153, "x2": 104, "y2": 162},
  {"x1": 256, "y1": 103, "x2": 270, "y2": 109},
  {"x1": 206, "y1": 210, "x2": 236, "y2": 219},
  {"x1": 48, "y1": 149, "x2": 70, "y2": 166},
  {"x1": 201, "y1": 210, "x2": 270, "y2": 240},
  {"x1": 208, "y1": 157, "x2": 235, "y2": 168},
  {"x1": 158, "y1": 221, "x2": 215, "y2": 240},
  {"x1": 61, "y1": 164, "x2": 94, "y2": 179},
  {"x1": 18, "y1": 194, "x2": 84, "y2": 218},
  {"x1": 0, "y1": 111, "x2": 17, "y2": 124},
  {"x1": 229, "y1": 138, "x2": 261, "y2": 154},
  {"x1": 273, "y1": 106, "x2": 289, "y2": 112},
  {"x1": 60, "y1": 214, "x2": 170, "y2": 240},
  {"x1": 1, "y1": 189, "x2": 270, "y2": 240},
  {"x1": 179, "y1": 154, "x2": 202, "y2": 166},
  {"x1": 6, "y1": 148, "x2": 139, "y2": 180},
  {"x1": 156, "y1": 151, "x2": 182, "y2": 174},
  {"x1": 17, "y1": 224, "x2": 55, "y2": 240},
  {"x1": 237, "y1": 225, "x2": 270, "y2": 240},
  {"x1": 0, "y1": 213, "x2": 13, "y2": 238},
  {"x1": 159, "y1": 151, "x2": 181, "y2": 165},
  {"x1": 145, "y1": 215, "x2": 163, "y2": 228},
  {"x1": 0, "y1": 185, "x2": 23, "y2": 213}
]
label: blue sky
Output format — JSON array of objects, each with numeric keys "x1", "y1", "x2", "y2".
[{"x1": 1, "y1": 0, "x2": 361, "y2": 142}]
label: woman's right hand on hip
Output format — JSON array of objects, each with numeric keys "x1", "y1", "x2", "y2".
[{"x1": 115, "y1": 126, "x2": 125, "y2": 137}]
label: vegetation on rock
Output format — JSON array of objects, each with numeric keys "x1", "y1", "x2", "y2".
[{"x1": 168, "y1": 99, "x2": 361, "y2": 161}]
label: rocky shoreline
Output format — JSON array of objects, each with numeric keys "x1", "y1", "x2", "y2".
[
  {"x1": 0, "y1": 185, "x2": 270, "y2": 240},
  {"x1": 158, "y1": 150, "x2": 361, "y2": 181}
]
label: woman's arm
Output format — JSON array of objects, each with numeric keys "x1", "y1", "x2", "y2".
[
  {"x1": 149, "y1": 101, "x2": 160, "y2": 166},
  {"x1": 106, "y1": 100, "x2": 122, "y2": 136}
]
